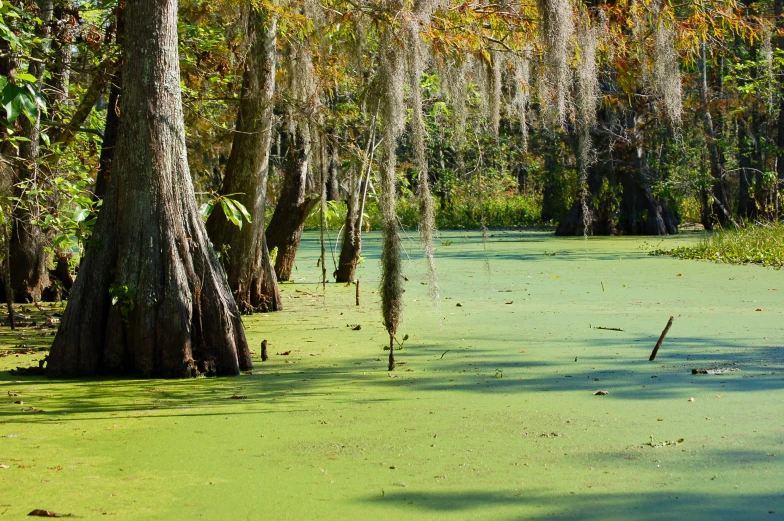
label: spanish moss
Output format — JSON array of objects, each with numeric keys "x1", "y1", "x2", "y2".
[
  {"x1": 537, "y1": 0, "x2": 574, "y2": 127},
  {"x1": 379, "y1": 27, "x2": 406, "y2": 370}
]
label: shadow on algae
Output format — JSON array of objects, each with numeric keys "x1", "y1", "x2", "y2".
[{"x1": 0, "y1": 230, "x2": 782, "y2": 520}]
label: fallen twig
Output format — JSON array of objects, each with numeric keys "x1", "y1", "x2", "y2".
[{"x1": 649, "y1": 316, "x2": 674, "y2": 361}]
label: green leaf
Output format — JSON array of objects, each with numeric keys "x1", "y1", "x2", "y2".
[
  {"x1": 231, "y1": 198, "x2": 251, "y2": 224},
  {"x1": 71, "y1": 207, "x2": 90, "y2": 223},
  {"x1": 221, "y1": 198, "x2": 241, "y2": 228},
  {"x1": 14, "y1": 72, "x2": 37, "y2": 83},
  {"x1": 53, "y1": 235, "x2": 68, "y2": 248},
  {"x1": 2, "y1": 83, "x2": 24, "y2": 123},
  {"x1": 24, "y1": 83, "x2": 46, "y2": 115},
  {"x1": 199, "y1": 201, "x2": 215, "y2": 218}
]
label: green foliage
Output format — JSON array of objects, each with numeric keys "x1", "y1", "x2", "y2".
[
  {"x1": 0, "y1": 75, "x2": 46, "y2": 128},
  {"x1": 44, "y1": 178, "x2": 101, "y2": 253},
  {"x1": 0, "y1": 0, "x2": 46, "y2": 131},
  {"x1": 199, "y1": 192, "x2": 252, "y2": 229},
  {"x1": 304, "y1": 193, "x2": 540, "y2": 232},
  {"x1": 658, "y1": 223, "x2": 784, "y2": 268}
]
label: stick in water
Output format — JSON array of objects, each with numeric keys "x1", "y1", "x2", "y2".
[
  {"x1": 649, "y1": 316, "x2": 674, "y2": 361},
  {"x1": 355, "y1": 280, "x2": 360, "y2": 306},
  {"x1": 261, "y1": 340, "x2": 268, "y2": 362}
]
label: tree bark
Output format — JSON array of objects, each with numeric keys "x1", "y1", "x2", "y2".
[
  {"x1": 326, "y1": 141, "x2": 340, "y2": 201},
  {"x1": 265, "y1": 125, "x2": 319, "y2": 281},
  {"x1": 335, "y1": 165, "x2": 362, "y2": 282},
  {"x1": 206, "y1": 7, "x2": 281, "y2": 313},
  {"x1": 47, "y1": 0, "x2": 250, "y2": 377},
  {"x1": 10, "y1": 0, "x2": 53, "y2": 302}
]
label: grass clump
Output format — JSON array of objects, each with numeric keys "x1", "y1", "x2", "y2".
[{"x1": 660, "y1": 222, "x2": 783, "y2": 267}]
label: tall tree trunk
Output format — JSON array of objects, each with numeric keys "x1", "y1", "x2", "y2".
[
  {"x1": 47, "y1": 0, "x2": 250, "y2": 377},
  {"x1": 10, "y1": 0, "x2": 53, "y2": 302},
  {"x1": 699, "y1": 42, "x2": 731, "y2": 227},
  {"x1": 556, "y1": 109, "x2": 616, "y2": 236},
  {"x1": 206, "y1": 7, "x2": 281, "y2": 312},
  {"x1": 265, "y1": 125, "x2": 319, "y2": 281},
  {"x1": 540, "y1": 134, "x2": 561, "y2": 223}
]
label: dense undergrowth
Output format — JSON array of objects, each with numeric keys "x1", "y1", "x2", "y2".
[
  {"x1": 658, "y1": 222, "x2": 784, "y2": 268},
  {"x1": 303, "y1": 194, "x2": 542, "y2": 232}
]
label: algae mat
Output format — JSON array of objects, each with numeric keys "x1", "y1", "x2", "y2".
[{"x1": 1, "y1": 231, "x2": 783, "y2": 520}]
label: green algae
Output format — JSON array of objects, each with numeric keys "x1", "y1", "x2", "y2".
[{"x1": 1, "y1": 231, "x2": 783, "y2": 520}]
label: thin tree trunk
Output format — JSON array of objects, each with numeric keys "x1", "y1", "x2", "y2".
[
  {"x1": 95, "y1": 6, "x2": 124, "y2": 201},
  {"x1": 699, "y1": 150, "x2": 713, "y2": 230},
  {"x1": 52, "y1": 57, "x2": 117, "y2": 149},
  {"x1": 95, "y1": 69, "x2": 121, "y2": 200},
  {"x1": 206, "y1": 7, "x2": 281, "y2": 312},
  {"x1": 335, "y1": 115, "x2": 377, "y2": 283},
  {"x1": 540, "y1": 135, "x2": 560, "y2": 223},
  {"x1": 699, "y1": 42, "x2": 731, "y2": 227},
  {"x1": 737, "y1": 119, "x2": 754, "y2": 219},
  {"x1": 775, "y1": 0, "x2": 784, "y2": 214},
  {"x1": 326, "y1": 141, "x2": 340, "y2": 201},
  {"x1": 736, "y1": 24, "x2": 758, "y2": 220},
  {"x1": 48, "y1": 0, "x2": 250, "y2": 377},
  {"x1": 45, "y1": 0, "x2": 75, "y2": 111},
  {"x1": 3, "y1": 222, "x2": 15, "y2": 330},
  {"x1": 335, "y1": 164, "x2": 362, "y2": 283},
  {"x1": 265, "y1": 124, "x2": 319, "y2": 281}
]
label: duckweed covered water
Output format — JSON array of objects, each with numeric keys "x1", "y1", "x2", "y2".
[{"x1": 1, "y1": 231, "x2": 783, "y2": 520}]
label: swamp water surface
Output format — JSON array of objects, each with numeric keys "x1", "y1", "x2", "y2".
[{"x1": 1, "y1": 230, "x2": 782, "y2": 520}]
